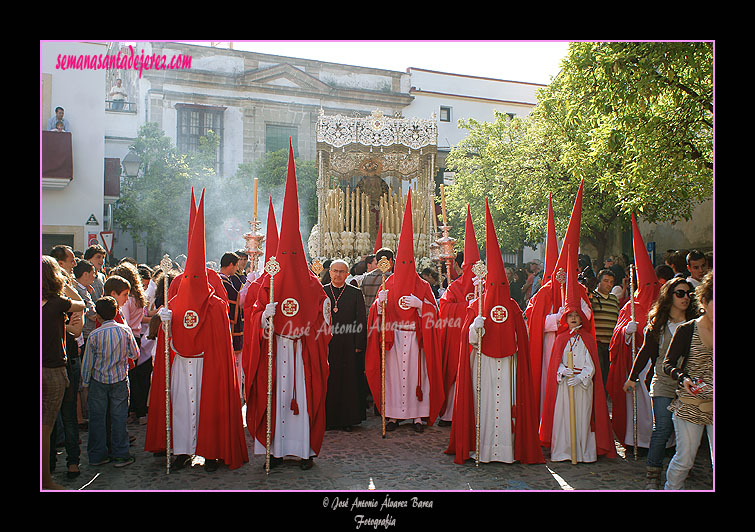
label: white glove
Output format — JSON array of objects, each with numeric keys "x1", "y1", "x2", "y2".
[
  {"x1": 158, "y1": 307, "x2": 172, "y2": 324},
  {"x1": 261, "y1": 302, "x2": 277, "y2": 326},
  {"x1": 469, "y1": 316, "x2": 485, "y2": 344},
  {"x1": 402, "y1": 294, "x2": 422, "y2": 309},
  {"x1": 567, "y1": 375, "x2": 579, "y2": 387},
  {"x1": 378, "y1": 289, "x2": 388, "y2": 304},
  {"x1": 557, "y1": 366, "x2": 573, "y2": 382},
  {"x1": 472, "y1": 276, "x2": 481, "y2": 287},
  {"x1": 544, "y1": 307, "x2": 564, "y2": 332},
  {"x1": 625, "y1": 320, "x2": 638, "y2": 334}
]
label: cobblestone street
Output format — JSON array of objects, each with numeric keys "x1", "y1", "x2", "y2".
[{"x1": 49, "y1": 402, "x2": 712, "y2": 493}]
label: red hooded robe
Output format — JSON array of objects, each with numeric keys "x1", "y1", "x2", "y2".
[
  {"x1": 606, "y1": 213, "x2": 661, "y2": 444},
  {"x1": 242, "y1": 196, "x2": 278, "y2": 427},
  {"x1": 539, "y1": 248, "x2": 616, "y2": 459},
  {"x1": 446, "y1": 199, "x2": 543, "y2": 464},
  {"x1": 525, "y1": 180, "x2": 594, "y2": 411},
  {"x1": 365, "y1": 189, "x2": 444, "y2": 426},
  {"x1": 438, "y1": 204, "x2": 480, "y2": 416},
  {"x1": 144, "y1": 190, "x2": 248, "y2": 470},
  {"x1": 245, "y1": 140, "x2": 332, "y2": 456}
]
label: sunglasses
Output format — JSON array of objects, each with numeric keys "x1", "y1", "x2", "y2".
[{"x1": 673, "y1": 289, "x2": 693, "y2": 298}]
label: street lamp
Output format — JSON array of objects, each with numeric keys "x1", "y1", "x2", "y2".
[{"x1": 122, "y1": 149, "x2": 141, "y2": 177}]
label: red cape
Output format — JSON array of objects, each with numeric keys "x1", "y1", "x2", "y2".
[
  {"x1": 244, "y1": 280, "x2": 331, "y2": 456},
  {"x1": 144, "y1": 294, "x2": 249, "y2": 470},
  {"x1": 525, "y1": 279, "x2": 594, "y2": 410},
  {"x1": 365, "y1": 275, "x2": 444, "y2": 425},
  {"x1": 605, "y1": 299, "x2": 649, "y2": 444},
  {"x1": 538, "y1": 327, "x2": 616, "y2": 458},
  {"x1": 437, "y1": 277, "x2": 474, "y2": 412},
  {"x1": 445, "y1": 299, "x2": 544, "y2": 464}
]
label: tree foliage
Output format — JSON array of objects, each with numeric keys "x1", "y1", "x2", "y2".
[
  {"x1": 445, "y1": 41, "x2": 713, "y2": 265},
  {"x1": 114, "y1": 122, "x2": 219, "y2": 261}
]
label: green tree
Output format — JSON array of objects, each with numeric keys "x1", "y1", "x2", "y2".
[
  {"x1": 446, "y1": 41, "x2": 713, "y2": 265},
  {"x1": 225, "y1": 148, "x2": 319, "y2": 238},
  {"x1": 114, "y1": 123, "x2": 219, "y2": 262},
  {"x1": 545, "y1": 41, "x2": 713, "y2": 222}
]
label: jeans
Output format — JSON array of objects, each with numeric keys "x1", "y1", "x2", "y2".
[
  {"x1": 646, "y1": 396, "x2": 674, "y2": 468},
  {"x1": 664, "y1": 413, "x2": 713, "y2": 490},
  {"x1": 51, "y1": 357, "x2": 82, "y2": 468},
  {"x1": 87, "y1": 378, "x2": 130, "y2": 462}
]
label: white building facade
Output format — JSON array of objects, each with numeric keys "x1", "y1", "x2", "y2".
[
  {"x1": 41, "y1": 41, "x2": 108, "y2": 255},
  {"x1": 40, "y1": 41, "x2": 712, "y2": 268}
]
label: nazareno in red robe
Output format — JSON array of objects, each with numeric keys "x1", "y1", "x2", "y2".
[
  {"x1": 365, "y1": 273, "x2": 445, "y2": 426},
  {"x1": 144, "y1": 190, "x2": 247, "y2": 470},
  {"x1": 144, "y1": 293, "x2": 249, "y2": 470},
  {"x1": 244, "y1": 281, "x2": 331, "y2": 457},
  {"x1": 445, "y1": 298, "x2": 544, "y2": 465},
  {"x1": 437, "y1": 204, "x2": 480, "y2": 416},
  {"x1": 539, "y1": 326, "x2": 617, "y2": 459},
  {"x1": 606, "y1": 213, "x2": 661, "y2": 445},
  {"x1": 243, "y1": 141, "x2": 331, "y2": 457}
]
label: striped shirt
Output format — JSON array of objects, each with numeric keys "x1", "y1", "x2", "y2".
[
  {"x1": 81, "y1": 320, "x2": 139, "y2": 385},
  {"x1": 669, "y1": 322, "x2": 713, "y2": 426},
  {"x1": 361, "y1": 268, "x2": 392, "y2": 315},
  {"x1": 589, "y1": 290, "x2": 621, "y2": 344}
]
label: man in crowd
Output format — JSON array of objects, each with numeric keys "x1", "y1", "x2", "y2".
[
  {"x1": 323, "y1": 259, "x2": 368, "y2": 431},
  {"x1": 589, "y1": 269, "x2": 621, "y2": 389}
]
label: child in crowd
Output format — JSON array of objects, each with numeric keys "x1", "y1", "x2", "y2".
[
  {"x1": 81, "y1": 296, "x2": 139, "y2": 467},
  {"x1": 539, "y1": 256, "x2": 616, "y2": 463}
]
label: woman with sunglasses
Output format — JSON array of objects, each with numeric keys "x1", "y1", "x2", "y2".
[
  {"x1": 662, "y1": 271, "x2": 713, "y2": 490},
  {"x1": 623, "y1": 277, "x2": 699, "y2": 488}
]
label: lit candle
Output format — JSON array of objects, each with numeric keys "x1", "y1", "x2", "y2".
[
  {"x1": 253, "y1": 178, "x2": 258, "y2": 220},
  {"x1": 440, "y1": 184, "x2": 448, "y2": 226}
]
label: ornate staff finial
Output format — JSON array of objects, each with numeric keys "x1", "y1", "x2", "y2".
[{"x1": 377, "y1": 256, "x2": 391, "y2": 274}]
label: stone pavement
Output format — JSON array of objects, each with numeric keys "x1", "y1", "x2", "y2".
[{"x1": 49, "y1": 403, "x2": 713, "y2": 493}]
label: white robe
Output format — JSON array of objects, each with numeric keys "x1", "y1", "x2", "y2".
[
  {"x1": 539, "y1": 313, "x2": 559, "y2": 417},
  {"x1": 171, "y1": 355, "x2": 203, "y2": 456},
  {"x1": 253, "y1": 334, "x2": 314, "y2": 459},
  {"x1": 550, "y1": 334, "x2": 597, "y2": 463},
  {"x1": 384, "y1": 329, "x2": 430, "y2": 421},
  {"x1": 469, "y1": 347, "x2": 516, "y2": 463},
  {"x1": 439, "y1": 381, "x2": 455, "y2": 422},
  {"x1": 623, "y1": 358, "x2": 653, "y2": 448}
]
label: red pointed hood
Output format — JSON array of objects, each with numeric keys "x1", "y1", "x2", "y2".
[
  {"x1": 559, "y1": 245, "x2": 592, "y2": 334},
  {"x1": 551, "y1": 179, "x2": 584, "y2": 309},
  {"x1": 270, "y1": 139, "x2": 326, "y2": 335},
  {"x1": 264, "y1": 196, "x2": 279, "y2": 264},
  {"x1": 543, "y1": 194, "x2": 559, "y2": 285},
  {"x1": 631, "y1": 213, "x2": 660, "y2": 309},
  {"x1": 462, "y1": 204, "x2": 481, "y2": 272},
  {"x1": 386, "y1": 188, "x2": 424, "y2": 322},
  {"x1": 447, "y1": 204, "x2": 481, "y2": 305},
  {"x1": 479, "y1": 199, "x2": 518, "y2": 357},
  {"x1": 373, "y1": 218, "x2": 383, "y2": 253},
  {"x1": 170, "y1": 189, "x2": 212, "y2": 355}
]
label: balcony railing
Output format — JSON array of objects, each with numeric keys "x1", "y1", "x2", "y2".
[{"x1": 105, "y1": 100, "x2": 137, "y2": 113}]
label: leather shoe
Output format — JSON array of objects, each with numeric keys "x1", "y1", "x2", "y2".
[
  {"x1": 299, "y1": 458, "x2": 314, "y2": 470},
  {"x1": 66, "y1": 466, "x2": 81, "y2": 479},
  {"x1": 413, "y1": 422, "x2": 424, "y2": 433},
  {"x1": 171, "y1": 454, "x2": 192, "y2": 470},
  {"x1": 263, "y1": 456, "x2": 283, "y2": 471},
  {"x1": 205, "y1": 459, "x2": 220, "y2": 472},
  {"x1": 438, "y1": 420, "x2": 452, "y2": 427},
  {"x1": 386, "y1": 421, "x2": 398, "y2": 432}
]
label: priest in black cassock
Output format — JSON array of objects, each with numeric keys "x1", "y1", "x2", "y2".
[{"x1": 323, "y1": 259, "x2": 368, "y2": 431}]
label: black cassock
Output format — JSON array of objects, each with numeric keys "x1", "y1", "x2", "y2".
[{"x1": 324, "y1": 282, "x2": 368, "y2": 429}]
